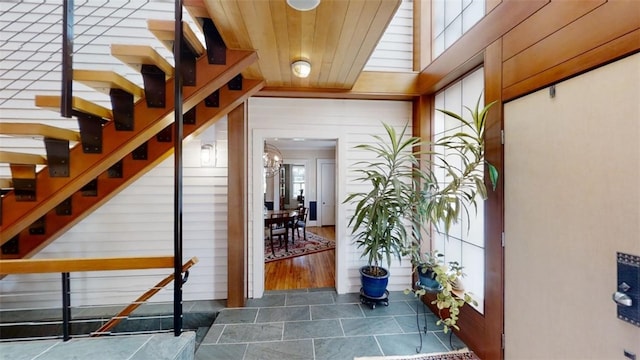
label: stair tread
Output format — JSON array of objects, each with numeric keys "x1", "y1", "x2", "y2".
[
  {"x1": 73, "y1": 69, "x2": 144, "y2": 100},
  {"x1": 0, "y1": 151, "x2": 47, "y2": 165},
  {"x1": 184, "y1": 0, "x2": 210, "y2": 29},
  {"x1": 110, "y1": 44, "x2": 174, "y2": 78},
  {"x1": 35, "y1": 95, "x2": 113, "y2": 120},
  {"x1": 0, "y1": 122, "x2": 81, "y2": 142},
  {"x1": 147, "y1": 19, "x2": 205, "y2": 57}
]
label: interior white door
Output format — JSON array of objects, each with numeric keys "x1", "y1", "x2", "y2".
[{"x1": 319, "y1": 160, "x2": 335, "y2": 226}]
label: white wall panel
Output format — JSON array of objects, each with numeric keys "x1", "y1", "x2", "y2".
[
  {"x1": 364, "y1": 0, "x2": 414, "y2": 72},
  {"x1": 0, "y1": 119, "x2": 229, "y2": 308}
]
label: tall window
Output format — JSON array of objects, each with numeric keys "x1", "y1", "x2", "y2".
[
  {"x1": 432, "y1": 0, "x2": 484, "y2": 58},
  {"x1": 291, "y1": 165, "x2": 305, "y2": 202},
  {"x1": 433, "y1": 67, "x2": 486, "y2": 313}
]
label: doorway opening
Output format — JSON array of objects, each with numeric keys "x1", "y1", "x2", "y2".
[{"x1": 262, "y1": 139, "x2": 337, "y2": 292}]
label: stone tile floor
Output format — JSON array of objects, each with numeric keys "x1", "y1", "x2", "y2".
[{"x1": 194, "y1": 288, "x2": 467, "y2": 360}]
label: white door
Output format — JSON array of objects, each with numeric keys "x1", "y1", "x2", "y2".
[{"x1": 318, "y1": 160, "x2": 335, "y2": 226}]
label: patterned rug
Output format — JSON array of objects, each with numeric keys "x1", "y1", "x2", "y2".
[
  {"x1": 264, "y1": 231, "x2": 335, "y2": 263},
  {"x1": 354, "y1": 349, "x2": 480, "y2": 360}
]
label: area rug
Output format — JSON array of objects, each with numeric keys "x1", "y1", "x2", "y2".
[
  {"x1": 354, "y1": 348, "x2": 480, "y2": 360},
  {"x1": 264, "y1": 231, "x2": 335, "y2": 263}
]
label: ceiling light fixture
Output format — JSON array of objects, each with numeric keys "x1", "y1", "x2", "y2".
[
  {"x1": 263, "y1": 142, "x2": 283, "y2": 178},
  {"x1": 286, "y1": 0, "x2": 320, "y2": 11},
  {"x1": 291, "y1": 60, "x2": 311, "y2": 78}
]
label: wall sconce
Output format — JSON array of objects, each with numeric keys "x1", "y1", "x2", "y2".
[
  {"x1": 201, "y1": 142, "x2": 216, "y2": 167},
  {"x1": 291, "y1": 60, "x2": 311, "y2": 78}
]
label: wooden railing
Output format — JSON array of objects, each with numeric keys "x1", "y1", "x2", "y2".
[{"x1": 0, "y1": 256, "x2": 197, "y2": 341}]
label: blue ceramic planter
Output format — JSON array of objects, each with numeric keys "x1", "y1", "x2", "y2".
[
  {"x1": 417, "y1": 266, "x2": 441, "y2": 291},
  {"x1": 360, "y1": 266, "x2": 389, "y2": 298}
]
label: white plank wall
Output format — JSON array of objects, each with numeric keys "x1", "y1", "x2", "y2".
[
  {"x1": 364, "y1": 0, "x2": 414, "y2": 72},
  {"x1": 248, "y1": 97, "x2": 414, "y2": 297},
  {"x1": 0, "y1": 120, "x2": 229, "y2": 309}
]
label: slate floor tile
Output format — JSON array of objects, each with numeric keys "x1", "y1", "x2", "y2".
[
  {"x1": 314, "y1": 336, "x2": 382, "y2": 360},
  {"x1": 310, "y1": 303, "x2": 363, "y2": 320},
  {"x1": 283, "y1": 319, "x2": 343, "y2": 340},
  {"x1": 256, "y1": 305, "x2": 310, "y2": 323},
  {"x1": 218, "y1": 322, "x2": 284, "y2": 343},
  {"x1": 245, "y1": 339, "x2": 314, "y2": 360},
  {"x1": 341, "y1": 316, "x2": 403, "y2": 336},
  {"x1": 214, "y1": 308, "x2": 258, "y2": 324}
]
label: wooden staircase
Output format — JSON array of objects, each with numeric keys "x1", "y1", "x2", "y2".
[{"x1": 0, "y1": 6, "x2": 263, "y2": 259}]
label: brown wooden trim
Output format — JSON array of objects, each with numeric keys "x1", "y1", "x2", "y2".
[
  {"x1": 486, "y1": 0, "x2": 500, "y2": 13},
  {"x1": 417, "y1": 0, "x2": 548, "y2": 94},
  {"x1": 0, "y1": 256, "x2": 174, "y2": 274},
  {"x1": 412, "y1": 94, "x2": 433, "y2": 256},
  {"x1": 502, "y1": 0, "x2": 639, "y2": 89},
  {"x1": 413, "y1": 0, "x2": 431, "y2": 71},
  {"x1": 257, "y1": 71, "x2": 419, "y2": 100},
  {"x1": 503, "y1": 28, "x2": 640, "y2": 101},
  {"x1": 452, "y1": 38, "x2": 505, "y2": 360},
  {"x1": 227, "y1": 102, "x2": 247, "y2": 307},
  {"x1": 502, "y1": 0, "x2": 605, "y2": 61}
]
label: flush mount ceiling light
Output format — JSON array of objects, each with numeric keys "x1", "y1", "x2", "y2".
[
  {"x1": 291, "y1": 60, "x2": 311, "y2": 78},
  {"x1": 286, "y1": 0, "x2": 320, "y2": 11}
]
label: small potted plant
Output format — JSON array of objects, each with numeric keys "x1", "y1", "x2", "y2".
[{"x1": 411, "y1": 250, "x2": 478, "y2": 333}]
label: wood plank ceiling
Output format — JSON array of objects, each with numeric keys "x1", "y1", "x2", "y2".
[{"x1": 199, "y1": 0, "x2": 402, "y2": 91}]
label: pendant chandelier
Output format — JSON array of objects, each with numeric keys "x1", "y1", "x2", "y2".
[{"x1": 263, "y1": 142, "x2": 283, "y2": 178}]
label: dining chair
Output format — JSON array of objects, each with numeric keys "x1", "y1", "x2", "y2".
[
  {"x1": 294, "y1": 207, "x2": 308, "y2": 240},
  {"x1": 269, "y1": 212, "x2": 289, "y2": 253}
]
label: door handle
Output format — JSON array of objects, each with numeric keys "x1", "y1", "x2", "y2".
[{"x1": 612, "y1": 291, "x2": 633, "y2": 307}]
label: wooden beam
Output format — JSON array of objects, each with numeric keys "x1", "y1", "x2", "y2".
[
  {"x1": 227, "y1": 102, "x2": 247, "y2": 308},
  {"x1": 0, "y1": 256, "x2": 174, "y2": 274},
  {"x1": 257, "y1": 71, "x2": 419, "y2": 100}
]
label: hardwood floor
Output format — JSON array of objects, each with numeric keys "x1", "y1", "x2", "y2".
[{"x1": 264, "y1": 226, "x2": 335, "y2": 291}]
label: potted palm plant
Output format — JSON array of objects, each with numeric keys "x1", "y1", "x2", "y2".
[
  {"x1": 345, "y1": 123, "x2": 422, "y2": 301},
  {"x1": 346, "y1": 96, "x2": 497, "y2": 313},
  {"x1": 412, "y1": 249, "x2": 478, "y2": 333}
]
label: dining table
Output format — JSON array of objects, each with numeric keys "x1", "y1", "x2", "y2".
[{"x1": 264, "y1": 210, "x2": 298, "y2": 254}]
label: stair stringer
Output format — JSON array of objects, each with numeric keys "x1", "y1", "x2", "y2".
[
  {"x1": 3, "y1": 79, "x2": 264, "y2": 259},
  {"x1": 0, "y1": 49, "x2": 258, "y2": 245}
]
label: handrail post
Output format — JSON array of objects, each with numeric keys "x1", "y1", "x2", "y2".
[
  {"x1": 173, "y1": 0, "x2": 184, "y2": 337},
  {"x1": 61, "y1": 272, "x2": 71, "y2": 341},
  {"x1": 61, "y1": 0, "x2": 73, "y2": 118}
]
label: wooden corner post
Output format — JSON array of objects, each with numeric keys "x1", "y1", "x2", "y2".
[{"x1": 227, "y1": 102, "x2": 247, "y2": 307}]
